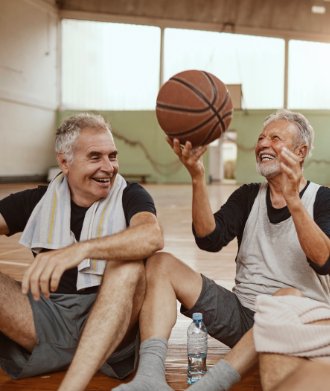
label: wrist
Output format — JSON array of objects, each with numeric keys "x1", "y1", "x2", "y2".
[
  {"x1": 77, "y1": 240, "x2": 91, "y2": 259},
  {"x1": 191, "y1": 173, "x2": 205, "y2": 184},
  {"x1": 286, "y1": 196, "x2": 303, "y2": 214}
]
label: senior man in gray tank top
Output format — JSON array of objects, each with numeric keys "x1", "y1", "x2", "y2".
[{"x1": 114, "y1": 109, "x2": 330, "y2": 391}]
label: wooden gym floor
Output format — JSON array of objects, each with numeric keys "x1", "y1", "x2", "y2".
[{"x1": 0, "y1": 183, "x2": 261, "y2": 391}]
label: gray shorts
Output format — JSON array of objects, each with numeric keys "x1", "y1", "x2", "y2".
[
  {"x1": 0, "y1": 289, "x2": 138, "y2": 380},
  {"x1": 181, "y1": 274, "x2": 255, "y2": 348}
]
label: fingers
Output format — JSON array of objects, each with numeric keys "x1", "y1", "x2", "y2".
[
  {"x1": 21, "y1": 252, "x2": 63, "y2": 301},
  {"x1": 21, "y1": 258, "x2": 39, "y2": 296},
  {"x1": 22, "y1": 254, "x2": 46, "y2": 301},
  {"x1": 173, "y1": 138, "x2": 187, "y2": 156},
  {"x1": 39, "y1": 260, "x2": 57, "y2": 298},
  {"x1": 280, "y1": 147, "x2": 299, "y2": 167},
  {"x1": 280, "y1": 161, "x2": 293, "y2": 178},
  {"x1": 50, "y1": 264, "x2": 65, "y2": 293},
  {"x1": 166, "y1": 137, "x2": 208, "y2": 158},
  {"x1": 165, "y1": 136, "x2": 174, "y2": 148},
  {"x1": 192, "y1": 145, "x2": 208, "y2": 159}
]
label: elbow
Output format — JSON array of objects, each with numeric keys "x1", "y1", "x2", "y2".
[
  {"x1": 147, "y1": 225, "x2": 164, "y2": 254},
  {"x1": 195, "y1": 240, "x2": 223, "y2": 253},
  {"x1": 308, "y1": 254, "x2": 330, "y2": 275}
]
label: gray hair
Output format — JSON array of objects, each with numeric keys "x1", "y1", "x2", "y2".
[
  {"x1": 55, "y1": 113, "x2": 112, "y2": 163},
  {"x1": 263, "y1": 109, "x2": 314, "y2": 158}
]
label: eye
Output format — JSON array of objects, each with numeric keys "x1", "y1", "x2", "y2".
[{"x1": 109, "y1": 154, "x2": 117, "y2": 161}]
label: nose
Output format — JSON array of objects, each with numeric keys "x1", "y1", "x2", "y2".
[
  {"x1": 258, "y1": 137, "x2": 270, "y2": 148},
  {"x1": 101, "y1": 157, "x2": 115, "y2": 173}
]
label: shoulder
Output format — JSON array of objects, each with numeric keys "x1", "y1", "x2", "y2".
[
  {"x1": 316, "y1": 185, "x2": 330, "y2": 198},
  {"x1": 315, "y1": 185, "x2": 330, "y2": 212},
  {"x1": 0, "y1": 185, "x2": 47, "y2": 211},
  {"x1": 123, "y1": 182, "x2": 154, "y2": 204},
  {"x1": 228, "y1": 182, "x2": 261, "y2": 203},
  {"x1": 122, "y1": 182, "x2": 156, "y2": 225},
  {"x1": 123, "y1": 181, "x2": 150, "y2": 195},
  {"x1": 0, "y1": 185, "x2": 48, "y2": 235}
]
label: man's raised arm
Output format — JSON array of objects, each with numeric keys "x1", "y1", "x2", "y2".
[
  {"x1": 166, "y1": 137, "x2": 216, "y2": 237},
  {"x1": 22, "y1": 211, "x2": 163, "y2": 300},
  {"x1": 0, "y1": 214, "x2": 9, "y2": 236},
  {"x1": 279, "y1": 147, "x2": 330, "y2": 267}
]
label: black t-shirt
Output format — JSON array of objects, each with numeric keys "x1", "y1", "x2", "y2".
[
  {"x1": 0, "y1": 182, "x2": 156, "y2": 294},
  {"x1": 193, "y1": 182, "x2": 330, "y2": 275}
]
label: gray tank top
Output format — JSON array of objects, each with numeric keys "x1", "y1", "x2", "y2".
[{"x1": 233, "y1": 181, "x2": 330, "y2": 311}]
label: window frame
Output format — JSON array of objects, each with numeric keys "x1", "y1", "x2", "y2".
[{"x1": 59, "y1": 10, "x2": 330, "y2": 110}]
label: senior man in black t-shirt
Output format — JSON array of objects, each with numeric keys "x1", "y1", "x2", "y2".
[
  {"x1": 115, "y1": 109, "x2": 330, "y2": 391},
  {"x1": 0, "y1": 113, "x2": 163, "y2": 391}
]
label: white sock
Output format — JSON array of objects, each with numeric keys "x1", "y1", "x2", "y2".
[{"x1": 112, "y1": 338, "x2": 173, "y2": 391}]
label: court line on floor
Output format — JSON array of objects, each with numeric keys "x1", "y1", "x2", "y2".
[
  {"x1": 165, "y1": 238, "x2": 195, "y2": 242},
  {"x1": 0, "y1": 248, "x2": 26, "y2": 256},
  {"x1": 0, "y1": 260, "x2": 28, "y2": 267}
]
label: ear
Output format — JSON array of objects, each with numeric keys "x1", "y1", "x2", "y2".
[
  {"x1": 295, "y1": 144, "x2": 308, "y2": 162},
  {"x1": 57, "y1": 153, "x2": 70, "y2": 175}
]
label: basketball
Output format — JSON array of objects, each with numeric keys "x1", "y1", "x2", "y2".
[{"x1": 156, "y1": 70, "x2": 233, "y2": 147}]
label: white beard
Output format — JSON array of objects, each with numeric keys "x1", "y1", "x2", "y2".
[{"x1": 256, "y1": 158, "x2": 281, "y2": 179}]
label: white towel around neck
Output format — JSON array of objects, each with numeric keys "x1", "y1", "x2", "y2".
[{"x1": 20, "y1": 172, "x2": 127, "y2": 290}]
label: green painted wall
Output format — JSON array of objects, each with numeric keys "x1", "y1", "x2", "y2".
[
  {"x1": 58, "y1": 109, "x2": 330, "y2": 185},
  {"x1": 58, "y1": 110, "x2": 209, "y2": 184},
  {"x1": 233, "y1": 110, "x2": 330, "y2": 185}
]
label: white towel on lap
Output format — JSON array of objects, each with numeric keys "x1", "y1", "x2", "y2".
[
  {"x1": 20, "y1": 172, "x2": 127, "y2": 290},
  {"x1": 253, "y1": 295, "x2": 330, "y2": 358}
]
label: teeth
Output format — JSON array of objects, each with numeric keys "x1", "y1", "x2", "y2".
[
  {"x1": 94, "y1": 178, "x2": 110, "y2": 182},
  {"x1": 261, "y1": 154, "x2": 275, "y2": 161}
]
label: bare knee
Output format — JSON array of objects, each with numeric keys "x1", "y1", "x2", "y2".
[
  {"x1": 145, "y1": 252, "x2": 179, "y2": 280},
  {"x1": 104, "y1": 260, "x2": 145, "y2": 289},
  {"x1": 273, "y1": 288, "x2": 304, "y2": 298}
]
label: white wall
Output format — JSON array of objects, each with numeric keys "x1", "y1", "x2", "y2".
[{"x1": 0, "y1": 0, "x2": 59, "y2": 177}]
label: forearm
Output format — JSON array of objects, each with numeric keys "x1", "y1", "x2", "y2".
[
  {"x1": 192, "y1": 176, "x2": 216, "y2": 237},
  {"x1": 288, "y1": 198, "x2": 330, "y2": 266},
  {"x1": 0, "y1": 214, "x2": 9, "y2": 235},
  {"x1": 78, "y1": 221, "x2": 163, "y2": 262}
]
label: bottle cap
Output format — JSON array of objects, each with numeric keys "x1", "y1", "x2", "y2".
[{"x1": 192, "y1": 313, "x2": 203, "y2": 321}]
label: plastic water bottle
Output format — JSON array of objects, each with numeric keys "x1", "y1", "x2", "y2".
[{"x1": 187, "y1": 312, "x2": 208, "y2": 384}]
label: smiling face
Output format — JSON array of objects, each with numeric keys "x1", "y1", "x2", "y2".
[
  {"x1": 255, "y1": 119, "x2": 298, "y2": 179},
  {"x1": 57, "y1": 127, "x2": 118, "y2": 207}
]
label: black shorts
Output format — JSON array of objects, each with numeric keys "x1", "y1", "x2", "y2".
[
  {"x1": 0, "y1": 289, "x2": 138, "y2": 380},
  {"x1": 181, "y1": 274, "x2": 255, "y2": 348}
]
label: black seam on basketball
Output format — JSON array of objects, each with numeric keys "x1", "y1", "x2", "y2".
[
  {"x1": 171, "y1": 76, "x2": 224, "y2": 128},
  {"x1": 202, "y1": 72, "x2": 217, "y2": 106},
  {"x1": 200, "y1": 120, "x2": 221, "y2": 146},
  {"x1": 222, "y1": 111, "x2": 233, "y2": 119},
  {"x1": 167, "y1": 113, "x2": 219, "y2": 137},
  {"x1": 168, "y1": 96, "x2": 230, "y2": 137},
  {"x1": 171, "y1": 77, "x2": 213, "y2": 108},
  {"x1": 216, "y1": 92, "x2": 230, "y2": 132},
  {"x1": 156, "y1": 102, "x2": 211, "y2": 114},
  {"x1": 165, "y1": 78, "x2": 228, "y2": 137}
]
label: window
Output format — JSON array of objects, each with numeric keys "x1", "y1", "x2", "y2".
[
  {"x1": 164, "y1": 28, "x2": 285, "y2": 109},
  {"x1": 288, "y1": 40, "x2": 330, "y2": 109},
  {"x1": 61, "y1": 19, "x2": 161, "y2": 110}
]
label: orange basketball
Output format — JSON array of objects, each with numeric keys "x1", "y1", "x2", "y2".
[{"x1": 156, "y1": 70, "x2": 233, "y2": 147}]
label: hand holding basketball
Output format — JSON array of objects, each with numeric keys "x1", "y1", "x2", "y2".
[
  {"x1": 166, "y1": 137, "x2": 207, "y2": 179},
  {"x1": 157, "y1": 70, "x2": 233, "y2": 147}
]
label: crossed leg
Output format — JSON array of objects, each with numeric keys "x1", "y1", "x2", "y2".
[
  {"x1": 59, "y1": 259, "x2": 146, "y2": 391},
  {"x1": 0, "y1": 259, "x2": 146, "y2": 391},
  {"x1": 115, "y1": 254, "x2": 326, "y2": 391},
  {"x1": 0, "y1": 272, "x2": 37, "y2": 352},
  {"x1": 114, "y1": 252, "x2": 257, "y2": 391}
]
